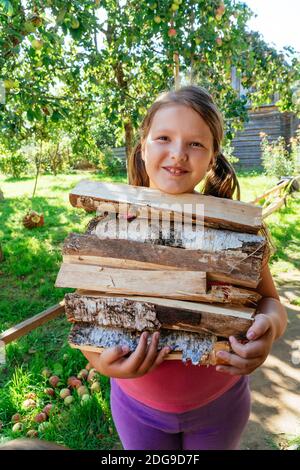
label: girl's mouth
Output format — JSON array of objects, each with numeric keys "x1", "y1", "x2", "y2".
[{"x1": 162, "y1": 166, "x2": 189, "y2": 176}]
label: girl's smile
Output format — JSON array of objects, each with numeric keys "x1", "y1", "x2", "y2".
[{"x1": 141, "y1": 104, "x2": 214, "y2": 194}]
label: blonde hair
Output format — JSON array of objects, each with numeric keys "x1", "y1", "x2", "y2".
[{"x1": 128, "y1": 85, "x2": 240, "y2": 200}]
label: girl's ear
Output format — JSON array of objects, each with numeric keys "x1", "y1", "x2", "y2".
[
  {"x1": 207, "y1": 153, "x2": 216, "y2": 171},
  {"x1": 141, "y1": 141, "x2": 145, "y2": 161}
]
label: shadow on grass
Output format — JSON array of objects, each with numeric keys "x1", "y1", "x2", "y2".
[{"x1": 241, "y1": 299, "x2": 300, "y2": 450}]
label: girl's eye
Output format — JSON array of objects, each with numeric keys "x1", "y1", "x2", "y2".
[
  {"x1": 191, "y1": 142, "x2": 203, "y2": 148},
  {"x1": 156, "y1": 137, "x2": 204, "y2": 148}
]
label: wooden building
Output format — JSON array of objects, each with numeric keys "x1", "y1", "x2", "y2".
[
  {"x1": 231, "y1": 68, "x2": 299, "y2": 168},
  {"x1": 232, "y1": 105, "x2": 299, "y2": 168}
]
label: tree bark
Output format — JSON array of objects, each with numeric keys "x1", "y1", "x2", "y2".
[
  {"x1": 64, "y1": 292, "x2": 255, "y2": 338},
  {"x1": 68, "y1": 322, "x2": 231, "y2": 366}
]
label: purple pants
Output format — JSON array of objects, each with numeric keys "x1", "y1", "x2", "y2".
[{"x1": 110, "y1": 376, "x2": 251, "y2": 450}]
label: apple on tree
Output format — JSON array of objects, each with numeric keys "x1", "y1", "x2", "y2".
[
  {"x1": 31, "y1": 38, "x2": 43, "y2": 50},
  {"x1": 168, "y1": 28, "x2": 177, "y2": 37},
  {"x1": 171, "y1": 3, "x2": 179, "y2": 12}
]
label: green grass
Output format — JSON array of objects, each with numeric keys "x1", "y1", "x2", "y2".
[{"x1": 0, "y1": 169, "x2": 299, "y2": 449}]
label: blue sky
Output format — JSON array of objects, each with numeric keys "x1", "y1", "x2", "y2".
[{"x1": 244, "y1": 0, "x2": 300, "y2": 53}]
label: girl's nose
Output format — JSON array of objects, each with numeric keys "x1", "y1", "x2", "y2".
[{"x1": 170, "y1": 143, "x2": 188, "y2": 161}]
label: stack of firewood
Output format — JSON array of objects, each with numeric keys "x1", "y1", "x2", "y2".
[{"x1": 55, "y1": 180, "x2": 266, "y2": 366}]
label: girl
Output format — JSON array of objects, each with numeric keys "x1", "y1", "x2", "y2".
[{"x1": 83, "y1": 85, "x2": 287, "y2": 450}]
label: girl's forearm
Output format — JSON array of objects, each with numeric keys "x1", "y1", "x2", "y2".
[{"x1": 257, "y1": 297, "x2": 288, "y2": 340}]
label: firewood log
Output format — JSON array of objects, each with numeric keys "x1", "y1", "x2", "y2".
[
  {"x1": 64, "y1": 292, "x2": 255, "y2": 338},
  {"x1": 68, "y1": 322, "x2": 232, "y2": 366},
  {"x1": 69, "y1": 180, "x2": 262, "y2": 233}
]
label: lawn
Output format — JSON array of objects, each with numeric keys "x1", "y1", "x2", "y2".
[{"x1": 0, "y1": 170, "x2": 299, "y2": 448}]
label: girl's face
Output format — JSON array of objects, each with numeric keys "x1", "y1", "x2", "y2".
[{"x1": 141, "y1": 104, "x2": 215, "y2": 194}]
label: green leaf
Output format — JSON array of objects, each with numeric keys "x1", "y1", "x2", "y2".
[
  {"x1": 51, "y1": 111, "x2": 63, "y2": 122},
  {"x1": 26, "y1": 109, "x2": 36, "y2": 122},
  {"x1": 0, "y1": 0, "x2": 13, "y2": 17}
]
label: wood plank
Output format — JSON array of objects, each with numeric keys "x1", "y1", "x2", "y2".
[
  {"x1": 55, "y1": 263, "x2": 207, "y2": 301},
  {"x1": 68, "y1": 323, "x2": 231, "y2": 365},
  {"x1": 69, "y1": 180, "x2": 262, "y2": 233},
  {"x1": 262, "y1": 196, "x2": 286, "y2": 218},
  {"x1": 251, "y1": 180, "x2": 290, "y2": 204},
  {"x1": 64, "y1": 292, "x2": 255, "y2": 338},
  {"x1": 0, "y1": 302, "x2": 65, "y2": 344},
  {"x1": 76, "y1": 281, "x2": 261, "y2": 306}
]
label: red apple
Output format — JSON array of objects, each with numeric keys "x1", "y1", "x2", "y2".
[
  {"x1": 59, "y1": 388, "x2": 71, "y2": 399},
  {"x1": 168, "y1": 28, "x2": 177, "y2": 37},
  {"x1": 11, "y1": 413, "x2": 21, "y2": 423},
  {"x1": 77, "y1": 369, "x2": 89, "y2": 380},
  {"x1": 22, "y1": 399, "x2": 36, "y2": 410},
  {"x1": 49, "y1": 375, "x2": 60, "y2": 387},
  {"x1": 43, "y1": 404, "x2": 53, "y2": 416},
  {"x1": 67, "y1": 376, "x2": 82, "y2": 389},
  {"x1": 34, "y1": 412, "x2": 47, "y2": 423}
]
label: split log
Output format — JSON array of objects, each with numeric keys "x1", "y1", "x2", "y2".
[
  {"x1": 56, "y1": 263, "x2": 206, "y2": 301},
  {"x1": 69, "y1": 180, "x2": 262, "y2": 233},
  {"x1": 64, "y1": 292, "x2": 255, "y2": 338},
  {"x1": 68, "y1": 322, "x2": 231, "y2": 366},
  {"x1": 75, "y1": 282, "x2": 261, "y2": 307},
  {"x1": 63, "y1": 227, "x2": 266, "y2": 288}
]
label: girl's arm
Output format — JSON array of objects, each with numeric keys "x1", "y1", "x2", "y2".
[{"x1": 215, "y1": 264, "x2": 288, "y2": 375}]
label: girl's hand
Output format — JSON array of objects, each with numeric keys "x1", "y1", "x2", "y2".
[
  {"x1": 215, "y1": 314, "x2": 276, "y2": 375},
  {"x1": 81, "y1": 332, "x2": 171, "y2": 379}
]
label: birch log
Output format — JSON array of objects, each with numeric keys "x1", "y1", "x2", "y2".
[
  {"x1": 68, "y1": 322, "x2": 231, "y2": 365},
  {"x1": 64, "y1": 292, "x2": 255, "y2": 338},
  {"x1": 63, "y1": 225, "x2": 266, "y2": 288}
]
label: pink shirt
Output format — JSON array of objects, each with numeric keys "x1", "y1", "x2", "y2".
[{"x1": 115, "y1": 360, "x2": 240, "y2": 413}]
